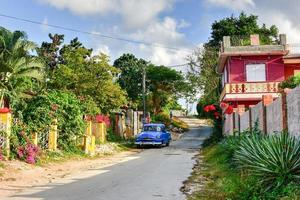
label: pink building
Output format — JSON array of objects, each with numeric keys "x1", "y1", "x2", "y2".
[{"x1": 218, "y1": 34, "x2": 289, "y2": 108}]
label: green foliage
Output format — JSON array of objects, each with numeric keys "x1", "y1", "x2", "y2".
[
  {"x1": 171, "y1": 117, "x2": 189, "y2": 132},
  {"x1": 208, "y1": 12, "x2": 278, "y2": 47},
  {"x1": 192, "y1": 136, "x2": 300, "y2": 200},
  {"x1": 39, "y1": 35, "x2": 127, "y2": 114},
  {"x1": 113, "y1": 53, "x2": 147, "y2": 107},
  {"x1": 21, "y1": 90, "x2": 85, "y2": 149},
  {"x1": 0, "y1": 26, "x2": 44, "y2": 108},
  {"x1": 106, "y1": 127, "x2": 123, "y2": 142},
  {"x1": 152, "y1": 112, "x2": 172, "y2": 126},
  {"x1": 235, "y1": 133, "x2": 300, "y2": 189},
  {"x1": 279, "y1": 74, "x2": 300, "y2": 89},
  {"x1": 147, "y1": 65, "x2": 185, "y2": 114}
]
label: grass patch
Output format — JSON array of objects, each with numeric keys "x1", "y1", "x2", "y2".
[
  {"x1": 0, "y1": 162, "x2": 5, "y2": 169},
  {"x1": 187, "y1": 139, "x2": 300, "y2": 200}
]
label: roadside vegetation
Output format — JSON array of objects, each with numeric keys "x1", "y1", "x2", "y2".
[
  {"x1": 279, "y1": 74, "x2": 300, "y2": 90},
  {"x1": 186, "y1": 128, "x2": 300, "y2": 200},
  {"x1": 182, "y1": 13, "x2": 300, "y2": 200},
  {"x1": 0, "y1": 25, "x2": 193, "y2": 165}
]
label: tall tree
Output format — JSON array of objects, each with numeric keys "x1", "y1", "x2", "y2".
[
  {"x1": 146, "y1": 65, "x2": 185, "y2": 114},
  {"x1": 189, "y1": 12, "x2": 279, "y2": 108},
  {"x1": 0, "y1": 27, "x2": 44, "y2": 108},
  {"x1": 113, "y1": 53, "x2": 148, "y2": 108},
  {"x1": 48, "y1": 38, "x2": 127, "y2": 113}
]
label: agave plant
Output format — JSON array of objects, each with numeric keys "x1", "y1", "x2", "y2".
[{"x1": 235, "y1": 133, "x2": 300, "y2": 189}]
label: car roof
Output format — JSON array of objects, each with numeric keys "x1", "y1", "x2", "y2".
[{"x1": 143, "y1": 123, "x2": 165, "y2": 127}]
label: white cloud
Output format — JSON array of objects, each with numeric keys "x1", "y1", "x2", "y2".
[
  {"x1": 206, "y1": 0, "x2": 255, "y2": 10},
  {"x1": 92, "y1": 44, "x2": 110, "y2": 56},
  {"x1": 40, "y1": 0, "x2": 192, "y2": 66},
  {"x1": 40, "y1": 17, "x2": 49, "y2": 32},
  {"x1": 128, "y1": 17, "x2": 190, "y2": 66},
  {"x1": 39, "y1": 0, "x2": 174, "y2": 29},
  {"x1": 88, "y1": 16, "x2": 192, "y2": 66}
]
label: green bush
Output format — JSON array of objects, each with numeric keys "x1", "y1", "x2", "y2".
[
  {"x1": 152, "y1": 112, "x2": 172, "y2": 126},
  {"x1": 279, "y1": 74, "x2": 300, "y2": 89},
  {"x1": 21, "y1": 90, "x2": 85, "y2": 149},
  {"x1": 196, "y1": 135, "x2": 300, "y2": 200},
  {"x1": 235, "y1": 133, "x2": 300, "y2": 189},
  {"x1": 171, "y1": 117, "x2": 189, "y2": 131}
]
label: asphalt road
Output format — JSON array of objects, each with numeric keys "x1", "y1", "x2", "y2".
[{"x1": 9, "y1": 119, "x2": 211, "y2": 200}]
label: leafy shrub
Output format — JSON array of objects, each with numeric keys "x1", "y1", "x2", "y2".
[
  {"x1": 0, "y1": 150, "x2": 3, "y2": 161},
  {"x1": 21, "y1": 90, "x2": 85, "y2": 149},
  {"x1": 235, "y1": 133, "x2": 300, "y2": 189},
  {"x1": 152, "y1": 112, "x2": 172, "y2": 126},
  {"x1": 279, "y1": 74, "x2": 300, "y2": 89},
  {"x1": 171, "y1": 117, "x2": 189, "y2": 131}
]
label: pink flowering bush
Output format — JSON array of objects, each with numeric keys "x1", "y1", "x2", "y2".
[
  {"x1": 16, "y1": 131, "x2": 40, "y2": 164},
  {"x1": 95, "y1": 115, "x2": 110, "y2": 127},
  {"x1": 0, "y1": 150, "x2": 3, "y2": 161}
]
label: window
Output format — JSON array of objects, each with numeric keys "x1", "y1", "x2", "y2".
[
  {"x1": 295, "y1": 70, "x2": 300, "y2": 76},
  {"x1": 246, "y1": 64, "x2": 266, "y2": 82},
  {"x1": 143, "y1": 125, "x2": 162, "y2": 132}
]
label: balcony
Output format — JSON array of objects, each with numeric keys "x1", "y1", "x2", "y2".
[{"x1": 220, "y1": 82, "x2": 281, "y2": 102}]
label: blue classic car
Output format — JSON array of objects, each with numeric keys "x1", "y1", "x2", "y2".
[{"x1": 135, "y1": 123, "x2": 171, "y2": 147}]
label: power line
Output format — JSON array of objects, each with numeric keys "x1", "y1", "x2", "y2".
[
  {"x1": 0, "y1": 13, "x2": 193, "y2": 53},
  {"x1": 167, "y1": 63, "x2": 190, "y2": 68}
]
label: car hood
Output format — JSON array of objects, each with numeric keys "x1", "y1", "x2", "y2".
[{"x1": 137, "y1": 131, "x2": 161, "y2": 138}]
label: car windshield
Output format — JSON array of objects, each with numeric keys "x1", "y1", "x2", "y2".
[{"x1": 143, "y1": 125, "x2": 162, "y2": 132}]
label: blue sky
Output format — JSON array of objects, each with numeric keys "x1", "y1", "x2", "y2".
[
  {"x1": 0, "y1": 0, "x2": 240, "y2": 65},
  {"x1": 1, "y1": 0, "x2": 299, "y2": 66}
]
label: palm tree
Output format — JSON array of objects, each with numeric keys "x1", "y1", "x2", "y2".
[{"x1": 0, "y1": 27, "x2": 44, "y2": 108}]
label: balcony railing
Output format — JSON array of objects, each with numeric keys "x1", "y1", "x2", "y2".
[{"x1": 220, "y1": 82, "x2": 280, "y2": 101}]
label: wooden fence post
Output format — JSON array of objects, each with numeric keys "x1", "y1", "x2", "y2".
[
  {"x1": 262, "y1": 95, "x2": 273, "y2": 135},
  {"x1": 237, "y1": 105, "x2": 245, "y2": 135},
  {"x1": 249, "y1": 105, "x2": 255, "y2": 132},
  {"x1": 282, "y1": 90, "x2": 289, "y2": 132},
  {"x1": 0, "y1": 110, "x2": 11, "y2": 159}
]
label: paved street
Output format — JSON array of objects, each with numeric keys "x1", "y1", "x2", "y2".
[{"x1": 8, "y1": 118, "x2": 211, "y2": 200}]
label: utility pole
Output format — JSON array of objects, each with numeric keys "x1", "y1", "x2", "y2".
[{"x1": 142, "y1": 65, "x2": 146, "y2": 123}]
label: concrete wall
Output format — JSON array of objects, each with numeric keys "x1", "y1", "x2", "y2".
[
  {"x1": 223, "y1": 85, "x2": 300, "y2": 138},
  {"x1": 223, "y1": 114, "x2": 234, "y2": 135},
  {"x1": 240, "y1": 111, "x2": 250, "y2": 132},
  {"x1": 250, "y1": 102, "x2": 264, "y2": 131},
  {"x1": 234, "y1": 112, "x2": 239, "y2": 133},
  {"x1": 266, "y1": 97, "x2": 283, "y2": 134},
  {"x1": 287, "y1": 86, "x2": 300, "y2": 137}
]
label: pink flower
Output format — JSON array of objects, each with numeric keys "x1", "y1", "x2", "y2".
[
  {"x1": 17, "y1": 147, "x2": 24, "y2": 158},
  {"x1": 26, "y1": 155, "x2": 35, "y2": 164}
]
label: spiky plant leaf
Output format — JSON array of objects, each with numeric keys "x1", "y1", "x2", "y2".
[{"x1": 235, "y1": 133, "x2": 300, "y2": 189}]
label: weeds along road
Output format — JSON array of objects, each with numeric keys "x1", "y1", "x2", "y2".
[{"x1": 7, "y1": 118, "x2": 211, "y2": 200}]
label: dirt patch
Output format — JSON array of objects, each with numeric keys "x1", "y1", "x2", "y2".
[{"x1": 0, "y1": 143, "x2": 141, "y2": 198}]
